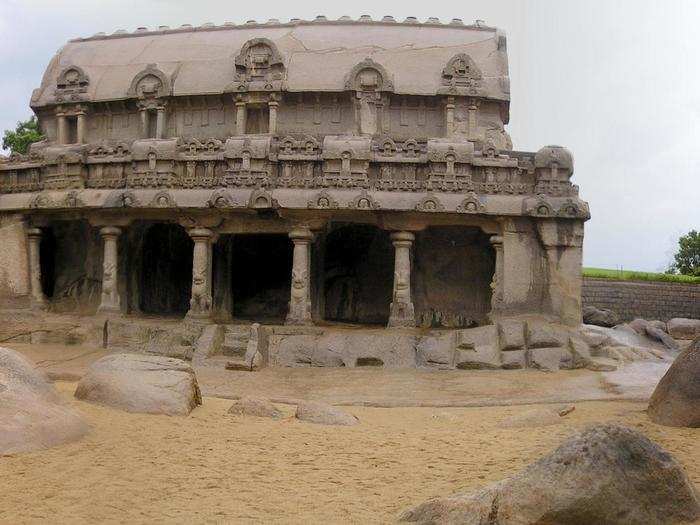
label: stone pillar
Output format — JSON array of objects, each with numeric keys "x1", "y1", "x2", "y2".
[
  {"x1": 268, "y1": 100, "x2": 279, "y2": 134},
  {"x1": 76, "y1": 111, "x2": 87, "y2": 144},
  {"x1": 536, "y1": 219, "x2": 585, "y2": 326},
  {"x1": 26, "y1": 227, "x2": 46, "y2": 309},
  {"x1": 139, "y1": 108, "x2": 148, "y2": 139},
  {"x1": 156, "y1": 106, "x2": 166, "y2": 139},
  {"x1": 235, "y1": 100, "x2": 247, "y2": 135},
  {"x1": 445, "y1": 96, "x2": 455, "y2": 138},
  {"x1": 489, "y1": 235, "x2": 504, "y2": 319},
  {"x1": 97, "y1": 226, "x2": 121, "y2": 314},
  {"x1": 286, "y1": 227, "x2": 314, "y2": 325},
  {"x1": 186, "y1": 228, "x2": 214, "y2": 320},
  {"x1": 56, "y1": 113, "x2": 67, "y2": 145},
  {"x1": 388, "y1": 231, "x2": 415, "y2": 328}
]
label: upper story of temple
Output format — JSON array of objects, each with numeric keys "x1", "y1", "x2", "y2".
[
  {"x1": 29, "y1": 17, "x2": 511, "y2": 147},
  {"x1": 0, "y1": 16, "x2": 589, "y2": 225}
]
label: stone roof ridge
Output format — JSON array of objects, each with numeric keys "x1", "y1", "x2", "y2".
[{"x1": 71, "y1": 16, "x2": 498, "y2": 42}]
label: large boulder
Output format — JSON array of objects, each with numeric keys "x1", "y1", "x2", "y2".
[
  {"x1": 401, "y1": 424, "x2": 699, "y2": 524},
  {"x1": 295, "y1": 400, "x2": 358, "y2": 426},
  {"x1": 582, "y1": 305, "x2": 620, "y2": 327},
  {"x1": 629, "y1": 319, "x2": 679, "y2": 351},
  {"x1": 668, "y1": 318, "x2": 700, "y2": 340},
  {"x1": 0, "y1": 347, "x2": 88, "y2": 454},
  {"x1": 75, "y1": 353, "x2": 201, "y2": 415},
  {"x1": 648, "y1": 337, "x2": 700, "y2": 427}
]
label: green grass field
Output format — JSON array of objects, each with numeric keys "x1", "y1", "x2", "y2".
[{"x1": 583, "y1": 267, "x2": 700, "y2": 284}]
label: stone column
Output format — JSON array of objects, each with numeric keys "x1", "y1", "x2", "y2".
[
  {"x1": 97, "y1": 226, "x2": 121, "y2": 314},
  {"x1": 26, "y1": 227, "x2": 46, "y2": 309},
  {"x1": 76, "y1": 111, "x2": 86, "y2": 144},
  {"x1": 235, "y1": 100, "x2": 247, "y2": 135},
  {"x1": 388, "y1": 231, "x2": 415, "y2": 328},
  {"x1": 488, "y1": 235, "x2": 504, "y2": 319},
  {"x1": 445, "y1": 96, "x2": 455, "y2": 138},
  {"x1": 156, "y1": 106, "x2": 166, "y2": 139},
  {"x1": 286, "y1": 227, "x2": 314, "y2": 325},
  {"x1": 268, "y1": 100, "x2": 279, "y2": 134},
  {"x1": 139, "y1": 108, "x2": 148, "y2": 139},
  {"x1": 186, "y1": 228, "x2": 214, "y2": 320},
  {"x1": 56, "y1": 113, "x2": 67, "y2": 145}
]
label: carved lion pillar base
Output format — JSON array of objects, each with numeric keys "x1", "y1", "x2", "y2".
[
  {"x1": 186, "y1": 228, "x2": 214, "y2": 320},
  {"x1": 97, "y1": 226, "x2": 122, "y2": 315},
  {"x1": 285, "y1": 227, "x2": 314, "y2": 325},
  {"x1": 26, "y1": 227, "x2": 47, "y2": 310},
  {"x1": 388, "y1": 231, "x2": 416, "y2": 328}
]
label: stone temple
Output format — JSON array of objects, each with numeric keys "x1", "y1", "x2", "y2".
[{"x1": 0, "y1": 16, "x2": 590, "y2": 369}]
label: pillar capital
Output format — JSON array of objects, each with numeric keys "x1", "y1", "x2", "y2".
[
  {"x1": 489, "y1": 235, "x2": 503, "y2": 247},
  {"x1": 289, "y1": 227, "x2": 314, "y2": 243},
  {"x1": 99, "y1": 226, "x2": 122, "y2": 238},
  {"x1": 27, "y1": 227, "x2": 43, "y2": 238},
  {"x1": 390, "y1": 230, "x2": 415, "y2": 246},
  {"x1": 187, "y1": 227, "x2": 214, "y2": 240}
]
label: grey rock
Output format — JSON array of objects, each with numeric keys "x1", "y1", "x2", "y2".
[
  {"x1": 228, "y1": 397, "x2": 283, "y2": 419},
  {"x1": 455, "y1": 326, "x2": 501, "y2": 369},
  {"x1": 585, "y1": 357, "x2": 618, "y2": 372},
  {"x1": 0, "y1": 346, "x2": 88, "y2": 455},
  {"x1": 498, "y1": 319, "x2": 525, "y2": 350},
  {"x1": 400, "y1": 424, "x2": 700, "y2": 524},
  {"x1": 529, "y1": 347, "x2": 568, "y2": 372},
  {"x1": 582, "y1": 305, "x2": 620, "y2": 327},
  {"x1": 500, "y1": 349, "x2": 526, "y2": 370},
  {"x1": 645, "y1": 325, "x2": 679, "y2": 351},
  {"x1": 527, "y1": 321, "x2": 568, "y2": 349},
  {"x1": 417, "y1": 333, "x2": 456, "y2": 369},
  {"x1": 648, "y1": 337, "x2": 700, "y2": 427},
  {"x1": 295, "y1": 400, "x2": 358, "y2": 426},
  {"x1": 668, "y1": 318, "x2": 700, "y2": 340},
  {"x1": 75, "y1": 353, "x2": 201, "y2": 415}
]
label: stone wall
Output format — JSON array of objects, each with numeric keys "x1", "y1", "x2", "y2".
[
  {"x1": 0, "y1": 214, "x2": 29, "y2": 306},
  {"x1": 582, "y1": 277, "x2": 700, "y2": 322}
]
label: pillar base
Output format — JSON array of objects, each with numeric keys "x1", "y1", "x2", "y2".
[
  {"x1": 97, "y1": 304, "x2": 121, "y2": 316},
  {"x1": 388, "y1": 301, "x2": 415, "y2": 328}
]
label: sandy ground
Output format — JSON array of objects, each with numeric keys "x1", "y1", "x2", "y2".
[{"x1": 0, "y1": 382, "x2": 698, "y2": 524}]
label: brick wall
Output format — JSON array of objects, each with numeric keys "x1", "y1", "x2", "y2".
[{"x1": 582, "y1": 278, "x2": 700, "y2": 322}]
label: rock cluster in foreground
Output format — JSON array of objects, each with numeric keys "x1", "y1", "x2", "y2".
[
  {"x1": 75, "y1": 353, "x2": 201, "y2": 415},
  {"x1": 648, "y1": 337, "x2": 700, "y2": 428},
  {"x1": 0, "y1": 346, "x2": 88, "y2": 454},
  {"x1": 401, "y1": 424, "x2": 699, "y2": 524}
]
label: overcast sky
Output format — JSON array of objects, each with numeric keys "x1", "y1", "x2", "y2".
[{"x1": 1, "y1": 0, "x2": 698, "y2": 272}]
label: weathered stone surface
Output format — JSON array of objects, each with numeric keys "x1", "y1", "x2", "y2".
[
  {"x1": 629, "y1": 318, "x2": 679, "y2": 351},
  {"x1": 400, "y1": 424, "x2": 700, "y2": 524},
  {"x1": 75, "y1": 353, "x2": 201, "y2": 415},
  {"x1": 228, "y1": 397, "x2": 283, "y2": 419},
  {"x1": 500, "y1": 349, "x2": 526, "y2": 369},
  {"x1": 528, "y1": 346, "x2": 568, "y2": 372},
  {"x1": 527, "y1": 321, "x2": 568, "y2": 349},
  {"x1": 455, "y1": 326, "x2": 501, "y2": 369},
  {"x1": 648, "y1": 337, "x2": 700, "y2": 428},
  {"x1": 582, "y1": 305, "x2": 620, "y2": 327},
  {"x1": 0, "y1": 346, "x2": 88, "y2": 454},
  {"x1": 416, "y1": 333, "x2": 456, "y2": 369},
  {"x1": 585, "y1": 357, "x2": 618, "y2": 372},
  {"x1": 295, "y1": 401, "x2": 358, "y2": 426},
  {"x1": 668, "y1": 318, "x2": 700, "y2": 340},
  {"x1": 497, "y1": 319, "x2": 525, "y2": 350}
]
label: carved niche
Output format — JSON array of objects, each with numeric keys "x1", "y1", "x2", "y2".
[
  {"x1": 345, "y1": 58, "x2": 394, "y2": 136},
  {"x1": 55, "y1": 66, "x2": 89, "y2": 102},
  {"x1": 231, "y1": 38, "x2": 285, "y2": 92},
  {"x1": 457, "y1": 192, "x2": 486, "y2": 213},
  {"x1": 307, "y1": 190, "x2": 338, "y2": 209},
  {"x1": 439, "y1": 54, "x2": 482, "y2": 94},
  {"x1": 127, "y1": 64, "x2": 171, "y2": 101},
  {"x1": 415, "y1": 193, "x2": 445, "y2": 213}
]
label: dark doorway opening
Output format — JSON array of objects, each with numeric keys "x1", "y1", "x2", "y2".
[
  {"x1": 413, "y1": 226, "x2": 495, "y2": 327},
  {"x1": 39, "y1": 227, "x2": 57, "y2": 298},
  {"x1": 323, "y1": 224, "x2": 393, "y2": 325},
  {"x1": 139, "y1": 224, "x2": 193, "y2": 315},
  {"x1": 231, "y1": 234, "x2": 292, "y2": 322}
]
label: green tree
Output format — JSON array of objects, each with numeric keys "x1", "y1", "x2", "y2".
[
  {"x1": 2, "y1": 116, "x2": 43, "y2": 155},
  {"x1": 668, "y1": 230, "x2": 700, "y2": 276}
]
